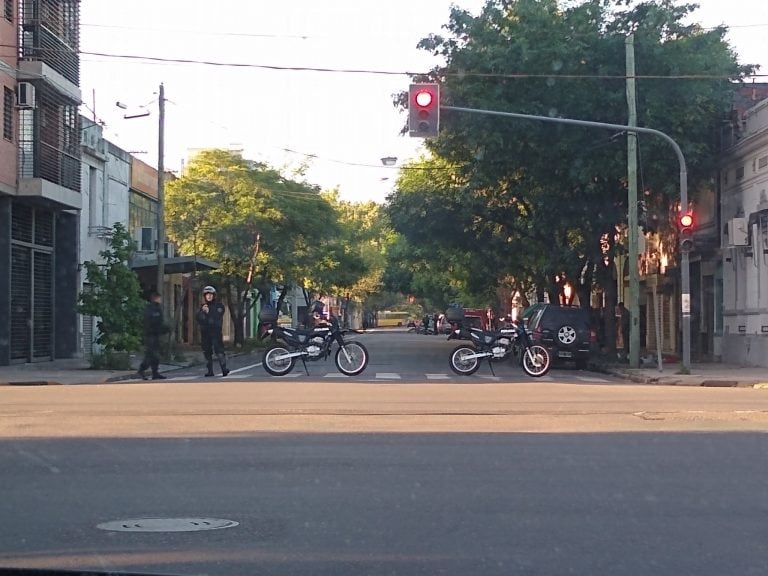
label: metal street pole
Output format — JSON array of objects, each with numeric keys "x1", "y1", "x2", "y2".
[
  {"x1": 442, "y1": 105, "x2": 691, "y2": 371},
  {"x1": 626, "y1": 35, "x2": 640, "y2": 368},
  {"x1": 156, "y1": 83, "x2": 166, "y2": 307}
]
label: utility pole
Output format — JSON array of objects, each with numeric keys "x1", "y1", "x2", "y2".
[
  {"x1": 626, "y1": 35, "x2": 640, "y2": 369},
  {"x1": 156, "y1": 83, "x2": 166, "y2": 306}
]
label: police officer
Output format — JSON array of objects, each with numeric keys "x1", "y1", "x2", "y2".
[
  {"x1": 307, "y1": 300, "x2": 330, "y2": 328},
  {"x1": 197, "y1": 285, "x2": 229, "y2": 377},
  {"x1": 138, "y1": 291, "x2": 167, "y2": 380}
]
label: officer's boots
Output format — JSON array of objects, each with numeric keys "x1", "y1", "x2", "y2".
[{"x1": 218, "y1": 353, "x2": 230, "y2": 377}]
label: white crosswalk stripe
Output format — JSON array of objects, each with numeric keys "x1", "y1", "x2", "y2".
[
  {"x1": 575, "y1": 376, "x2": 610, "y2": 383},
  {"x1": 426, "y1": 373, "x2": 450, "y2": 380},
  {"x1": 376, "y1": 373, "x2": 402, "y2": 379}
]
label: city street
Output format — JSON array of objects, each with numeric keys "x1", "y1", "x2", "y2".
[
  {"x1": 127, "y1": 330, "x2": 634, "y2": 385},
  {"x1": 1, "y1": 332, "x2": 767, "y2": 575}
]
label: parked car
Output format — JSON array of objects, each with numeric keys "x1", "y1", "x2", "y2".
[{"x1": 525, "y1": 304, "x2": 597, "y2": 369}]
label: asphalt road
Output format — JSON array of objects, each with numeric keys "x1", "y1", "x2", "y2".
[{"x1": 1, "y1": 331, "x2": 767, "y2": 576}]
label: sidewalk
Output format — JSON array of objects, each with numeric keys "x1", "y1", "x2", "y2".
[
  {"x1": 0, "y1": 351, "x2": 209, "y2": 386},
  {"x1": 599, "y1": 361, "x2": 768, "y2": 388}
]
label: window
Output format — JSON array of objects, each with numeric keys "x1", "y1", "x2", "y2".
[
  {"x1": 3, "y1": 87, "x2": 12, "y2": 141},
  {"x1": 4, "y1": 0, "x2": 12, "y2": 22}
]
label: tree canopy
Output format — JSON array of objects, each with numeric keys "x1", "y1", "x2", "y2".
[
  {"x1": 387, "y1": 0, "x2": 755, "y2": 311},
  {"x1": 165, "y1": 150, "x2": 377, "y2": 343}
]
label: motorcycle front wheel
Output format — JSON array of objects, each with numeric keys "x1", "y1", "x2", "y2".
[
  {"x1": 263, "y1": 344, "x2": 296, "y2": 376},
  {"x1": 449, "y1": 345, "x2": 481, "y2": 375},
  {"x1": 335, "y1": 341, "x2": 369, "y2": 376},
  {"x1": 521, "y1": 344, "x2": 550, "y2": 377}
]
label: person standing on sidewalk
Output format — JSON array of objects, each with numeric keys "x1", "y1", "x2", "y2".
[
  {"x1": 197, "y1": 285, "x2": 229, "y2": 377},
  {"x1": 138, "y1": 291, "x2": 167, "y2": 380}
]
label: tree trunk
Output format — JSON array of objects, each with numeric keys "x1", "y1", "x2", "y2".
[{"x1": 224, "y1": 286, "x2": 246, "y2": 348}]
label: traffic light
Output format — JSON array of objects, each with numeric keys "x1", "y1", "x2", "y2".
[
  {"x1": 679, "y1": 212, "x2": 694, "y2": 252},
  {"x1": 408, "y1": 83, "x2": 440, "y2": 137}
]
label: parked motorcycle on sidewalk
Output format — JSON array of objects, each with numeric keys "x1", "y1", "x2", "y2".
[
  {"x1": 259, "y1": 308, "x2": 369, "y2": 377},
  {"x1": 445, "y1": 309, "x2": 550, "y2": 377}
]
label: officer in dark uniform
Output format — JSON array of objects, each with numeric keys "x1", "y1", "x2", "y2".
[
  {"x1": 138, "y1": 291, "x2": 167, "y2": 380},
  {"x1": 197, "y1": 285, "x2": 229, "y2": 377},
  {"x1": 307, "y1": 300, "x2": 330, "y2": 328}
]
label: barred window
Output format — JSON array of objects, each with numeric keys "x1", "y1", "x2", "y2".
[
  {"x1": 4, "y1": 0, "x2": 12, "y2": 22},
  {"x1": 3, "y1": 87, "x2": 12, "y2": 141}
]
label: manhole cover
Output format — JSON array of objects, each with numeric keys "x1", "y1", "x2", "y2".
[{"x1": 97, "y1": 517, "x2": 239, "y2": 532}]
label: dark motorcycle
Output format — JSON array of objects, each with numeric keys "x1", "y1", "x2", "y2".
[
  {"x1": 447, "y1": 318, "x2": 551, "y2": 378},
  {"x1": 259, "y1": 308, "x2": 369, "y2": 376}
]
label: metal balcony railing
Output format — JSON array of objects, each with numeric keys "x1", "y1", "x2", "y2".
[
  {"x1": 19, "y1": 0, "x2": 80, "y2": 85},
  {"x1": 17, "y1": 83, "x2": 81, "y2": 192}
]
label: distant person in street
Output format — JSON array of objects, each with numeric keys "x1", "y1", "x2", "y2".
[
  {"x1": 197, "y1": 285, "x2": 229, "y2": 377},
  {"x1": 617, "y1": 301, "x2": 630, "y2": 359},
  {"x1": 138, "y1": 291, "x2": 167, "y2": 380},
  {"x1": 307, "y1": 300, "x2": 331, "y2": 329}
]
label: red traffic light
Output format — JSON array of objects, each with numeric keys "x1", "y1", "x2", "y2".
[
  {"x1": 679, "y1": 213, "x2": 693, "y2": 228},
  {"x1": 414, "y1": 90, "x2": 433, "y2": 108},
  {"x1": 408, "y1": 83, "x2": 440, "y2": 138}
]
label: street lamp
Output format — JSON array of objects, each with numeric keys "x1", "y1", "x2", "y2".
[
  {"x1": 381, "y1": 156, "x2": 397, "y2": 166},
  {"x1": 117, "y1": 84, "x2": 167, "y2": 305}
]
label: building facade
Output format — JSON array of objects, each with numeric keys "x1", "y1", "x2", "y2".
[
  {"x1": 0, "y1": 0, "x2": 81, "y2": 365},
  {"x1": 720, "y1": 94, "x2": 768, "y2": 366}
]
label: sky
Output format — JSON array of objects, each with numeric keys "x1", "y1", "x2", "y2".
[{"x1": 79, "y1": 0, "x2": 768, "y2": 204}]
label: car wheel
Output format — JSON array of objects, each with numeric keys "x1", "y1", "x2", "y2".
[{"x1": 557, "y1": 325, "x2": 577, "y2": 345}]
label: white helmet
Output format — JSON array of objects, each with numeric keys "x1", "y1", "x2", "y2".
[{"x1": 203, "y1": 285, "x2": 217, "y2": 294}]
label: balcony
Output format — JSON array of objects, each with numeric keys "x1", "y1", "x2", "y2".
[
  {"x1": 17, "y1": 82, "x2": 81, "y2": 208},
  {"x1": 18, "y1": 0, "x2": 79, "y2": 87}
]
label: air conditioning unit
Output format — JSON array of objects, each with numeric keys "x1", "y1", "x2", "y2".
[
  {"x1": 133, "y1": 226, "x2": 156, "y2": 252},
  {"x1": 163, "y1": 242, "x2": 175, "y2": 259},
  {"x1": 16, "y1": 82, "x2": 35, "y2": 108},
  {"x1": 727, "y1": 217, "x2": 748, "y2": 247}
]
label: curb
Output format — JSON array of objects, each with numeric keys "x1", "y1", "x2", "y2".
[
  {"x1": 596, "y1": 365, "x2": 762, "y2": 388},
  {"x1": 0, "y1": 380, "x2": 64, "y2": 386}
]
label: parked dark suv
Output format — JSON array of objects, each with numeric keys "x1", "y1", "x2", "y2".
[{"x1": 525, "y1": 304, "x2": 596, "y2": 368}]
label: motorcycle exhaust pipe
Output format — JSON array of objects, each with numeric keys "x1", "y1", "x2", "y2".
[
  {"x1": 271, "y1": 350, "x2": 308, "y2": 362},
  {"x1": 460, "y1": 351, "x2": 493, "y2": 360}
]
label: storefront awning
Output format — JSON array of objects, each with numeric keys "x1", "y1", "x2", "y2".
[{"x1": 130, "y1": 256, "x2": 219, "y2": 275}]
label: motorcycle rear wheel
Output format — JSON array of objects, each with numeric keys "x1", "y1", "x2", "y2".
[
  {"x1": 263, "y1": 344, "x2": 296, "y2": 376},
  {"x1": 521, "y1": 344, "x2": 550, "y2": 377},
  {"x1": 335, "y1": 341, "x2": 369, "y2": 376},
  {"x1": 449, "y1": 345, "x2": 481, "y2": 375}
]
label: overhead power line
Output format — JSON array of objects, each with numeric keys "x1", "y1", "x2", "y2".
[{"x1": 77, "y1": 50, "x2": 767, "y2": 79}]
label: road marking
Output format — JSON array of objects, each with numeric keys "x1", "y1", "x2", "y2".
[
  {"x1": 426, "y1": 373, "x2": 450, "y2": 380},
  {"x1": 323, "y1": 373, "x2": 350, "y2": 378},
  {"x1": 575, "y1": 376, "x2": 611, "y2": 383},
  {"x1": 376, "y1": 373, "x2": 402, "y2": 379},
  {"x1": 479, "y1": 375, "x2": 501, "y2": 381},
  {"x1": 228, "y1": 361, "x2": 263, "y2": 375}
]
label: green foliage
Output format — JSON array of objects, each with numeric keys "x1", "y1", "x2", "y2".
[
  {"x1": 89, "y1": 351, "x2": 132, "y2": 371},
  {"x1": 166, "y1": 150, "x2": 373, "y2": 344},
  {"x1": 389, "y1": 0, "x2": 755, "y2": 308},
  {"x1": 78, "y1": 223, "x2": 145, "y2": 353}
]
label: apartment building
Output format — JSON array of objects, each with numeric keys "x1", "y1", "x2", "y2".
[{"x1": 0, "y1": 0, "x2": 81, "y2": 365}]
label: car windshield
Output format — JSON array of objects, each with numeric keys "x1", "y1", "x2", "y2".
[{"x1": 2, "y1": 1, "x2": 768, "y2": 575}]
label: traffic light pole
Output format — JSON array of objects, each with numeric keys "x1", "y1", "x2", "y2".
[{"x1": 442, "y1": 105, "x2": 691, "y2": 371}]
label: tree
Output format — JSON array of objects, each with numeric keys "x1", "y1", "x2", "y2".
[
  {"x1": 78, "y1": 223, "x2": 145, "y2": 357},
  {"x1": 392, "y1": 0, "x2": 754, "y2": 325},
  {"x1": 165, "y1": 149, "x2": 352, "y2": 345}
]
